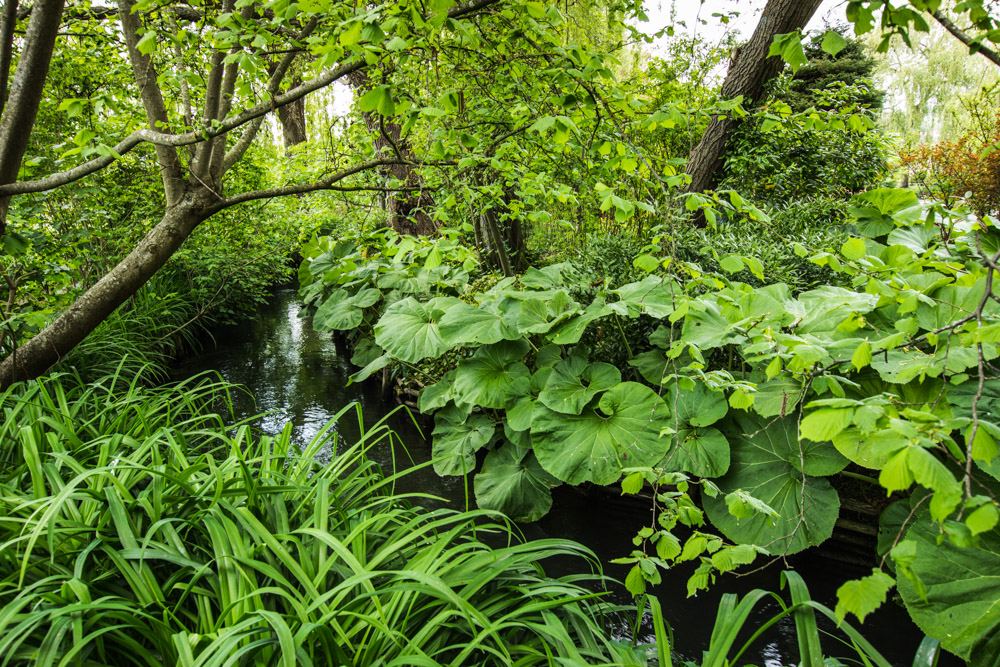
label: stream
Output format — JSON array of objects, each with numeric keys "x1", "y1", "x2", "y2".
[{"x1": 175, "y1": 289, "x2": 948, "y2": 666}]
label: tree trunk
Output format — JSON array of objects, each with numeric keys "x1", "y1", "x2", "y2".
[
  {"x1": 686, "y1": 0, "x2": 822, "y2": 193},
  {"x1": 0, "y1": 0, "x2": 64, "y2": 234},
  {"x1": 347, "y1": 70, "x2": 435, "y2": 235},
  {"x1": 278, "y1": 98, "x2": 307, "y2": 147},
  {"x1": 0, "y1": 188, "x2": 212, "y2": 386}
]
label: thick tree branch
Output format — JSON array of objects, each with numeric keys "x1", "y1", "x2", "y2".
[
  {"x1": 213, "y1": 158, "x2": 408, "y2": 210},
  {"x1": 0, "y1": 0, "x2": 504, "y2": 199},
  {"x1": 118, "y1": 0, "x2": 184, "y2": 203},
  {"x1": 932, "y1": 10, "x2": 1000, "y2": 68},
  {"x1": 0, "y1": 0, "x2": 18, "y2": 115},
  {"x1": 0, "y1": 0, "x2": 63, "y2": 233},
  {"x1": 0, "y1": 58, "x2": 366, "y2": 196}
]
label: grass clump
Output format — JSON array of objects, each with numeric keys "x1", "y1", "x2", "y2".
[{"x1": 0, "y1": 369, "x2": 640, "y2": 666}]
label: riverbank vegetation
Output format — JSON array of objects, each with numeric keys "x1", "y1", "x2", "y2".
[{"x1": 2, "y1": 0, "x2": 1000, "y2": 664}]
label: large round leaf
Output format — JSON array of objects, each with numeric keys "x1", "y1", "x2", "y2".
[
  {"x1": 665, "y1": 381, "x2": 728, "y2": 428},
  {"x1": 704, "y1": 415, "x2": 843, "y2": 555},
  {"x1": 531, "y1": 382, "x2": 670, "y2": 485},
  {"x1": 538, "y1": 356, "x2": 621, "y2": 415},
  {"x1": 453, "y1": 340, "x2": 531, "y2": 409},
  {"x1": 314, "y1": 287, "x2": 381, "y2": 331},
  {"x1": 474, "y1": 444, "x2": 560, "y2": 522},
  {"x1": 438, "y1": 302, "x2": 516, "y2": 346},
  {"x1": 897, "y1": 519, "x2": 1000, "y2": 667},
  {"x1": 660, "y1": 427, "x2": 730, "y2": 478},
  {"x1": 611, "y1": 275, "x2": 676, "y2": 318},
  {"x1": 375, "y1": 296, "x2": 461, "y2": 363},
  {"x1": 431, "y1": 407, "x2": 495, "y2": 476}
]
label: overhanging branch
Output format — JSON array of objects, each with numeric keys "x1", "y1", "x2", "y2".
[{"x1": 933, "y1": 10, "x2": 1000, "y2": 68}]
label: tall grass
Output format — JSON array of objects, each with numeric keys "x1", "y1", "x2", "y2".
[
  {"x1": 0, "y1": 370, "x2": 641, "y2": 666},
  {"x1": 58, "y1": 279, "x2": 206, "y2": 382}
]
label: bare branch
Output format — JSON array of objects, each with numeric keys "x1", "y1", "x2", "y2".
[
  {"x1": 213, "y1": 158, "x2": 408, "y2": 210},
  {"x1": 118, "y1": 0, "x2": 184, "y2": 202},
  {"x1": 933, "y1": 10, "x2": 1000, "y2": 68}
]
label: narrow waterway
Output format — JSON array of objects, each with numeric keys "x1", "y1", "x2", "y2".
[{"x1": 175, "y1": 289, "x2": 948, "y2": 666}]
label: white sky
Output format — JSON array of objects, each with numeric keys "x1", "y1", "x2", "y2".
[{"x1": 639, "y1": 0, "x2": 849, "y2": 51}]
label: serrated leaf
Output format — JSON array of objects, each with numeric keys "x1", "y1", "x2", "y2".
[{"x1": 835, "y1": 569, "x2": 895, "y2": 623}]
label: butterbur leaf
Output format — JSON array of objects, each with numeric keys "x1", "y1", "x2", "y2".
[
  {"x1": 453, "y1": 340, "x2": 531, "y2": 409},
  {"x1": 439, "y1": 302, "x2": 514, "y2": 346},
  {"x1": 538, "y1": 356, "x2": 621, "y2": 415},
  {"x1": 431, "y1": 408, "x2": 494, "y2": 476},
  {"x1": 835, "y1": 570, "x2": 895, "y2": 623},
  {"x1": 474, "y1": 444, "x2": 558, "y2": 522},
  {"x1": 375, "y1": 296, "x2": 461, "y2": 363},
  {"x1": 531, "y1": 382, "x2": 670, "y2": 485},
  {"x1": 704, "y1": 414, "x2": 843, "y2": 555},
  {"x1": 661, "y1": 427, "x2": 730, "y2": 478},
  {"x1": 896, "y1": 518, "x2": 1000, "y2": 665}
]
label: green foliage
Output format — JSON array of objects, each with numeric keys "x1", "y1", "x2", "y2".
[
  {"x1": 304, "y1": 187, "x2": 1000, "y2": 661},
  {"x1": 691, "y1": 570, "x2": 896, "y2": 667},
  {"x1": 725, "y1": 30, "x2": 888, "y2": 207},
  {"x1": 0, "y1": 370, "x2": 644, "y2": 665},
  {"x1": 894, "y1": 514, "x2": 1000, "y2": 666}
]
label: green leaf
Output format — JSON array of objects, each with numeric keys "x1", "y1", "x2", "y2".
[
  {"x1": 849, "y1": 188, "x2": 921, "y2": 237},
  {"x1": 800, "y1": 408, "x2": 854, "y2": 442},
  {"x1": 835, "y1": 569, "x2": 895, "y2": 623},
  {"x1": 768, "y1": 31, "x2": 807, "y2": 72},
  {"x1": 852, "y1": 340, "x2": 873, "y2": 370},
  {"x1": 704, "y1": 414, "x2": 844, "y2": 555},
  {"x1": 612, "y1": 276, "x2": 675, "y2": 318},
  {"x1": 439, "y1": 302, "x2": 515, "y2": 346},
  {"x1": 431, "y1": 407, "x2": 495, "y2": 476},
  {"x1": 538, "y1": 356, "x2": 621, "y2": 415},
  {"x1": 633, "y1": 254, "x2": 660, "y2": 273},
  {"x1": 531, "y1": 382, "x2": 670, "y2": 485},
  {"x1": 896, "y1": 518, "x2": 1000, "y2": 665},
  {"x1": 821, "y1": 29, "x2": 849, "y2": 56},
  {"x1": 662, "y1": 427, "x2": 730, "y2": 478},
  {"x1": 375, "y1": 296, "x2": 460, "y2": 363},
  {"x1": 666, "y1": 381, "x2": 728, "y2": 428},
  {"x1": 358, "y1": 86, "x2": 395, "y2": 116},
  {"x1": 453, "y1": 341, "x2": 531, "y2": 409},
  {"x1": 313, "y1": 288, "x2": 381, "y2": 331},
  {"x1": 967, "y1": 503, "x2": 999, "y2": 536},
  {"x1": 841, "y1": 237, "x2": 868, "y2": 260},
  {"x1": 474, "y1": 444, "x2": 559, "y2": 522},
  {"x1": 718, "y1": 255, "x2": 745, "y2": 274}
]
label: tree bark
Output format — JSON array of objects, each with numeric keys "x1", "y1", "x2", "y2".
[
  {"x1": 0, "y1": 0, "x2": 64, "y2": 234},
  {"x1": 0, "y1": 187, "x2": 213, "y2": 385},
  {"x1": 347, "y1": 70, "x2": 436, "y2": 235},
  {"x1": 686, "y1": 0, "x2": 823, "y2": 193}
]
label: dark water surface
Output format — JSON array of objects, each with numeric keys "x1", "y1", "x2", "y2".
[{"x1": 175, "y1": 290, "x2": 948, "y2": 666}]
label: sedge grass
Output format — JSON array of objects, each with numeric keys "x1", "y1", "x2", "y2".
[{"x1": 0, "y1": 370, "x2": 644, "y2": 666}]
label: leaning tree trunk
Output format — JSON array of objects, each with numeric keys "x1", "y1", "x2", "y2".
[
  {"x1": 0, "y1": 187, "x2": 213, "y2": 385},
  {"x1": 686, "y1": 0, "x2": 823, "y2": 193}
]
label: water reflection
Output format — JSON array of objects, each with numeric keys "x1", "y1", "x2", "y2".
[{"x1": 175, "y1": 290, "x2": 950, "y2": 667}]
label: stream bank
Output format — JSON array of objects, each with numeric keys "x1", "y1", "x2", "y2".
[{"x1": 174, "y1": 289, "x2": 949, "y2": 666}]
